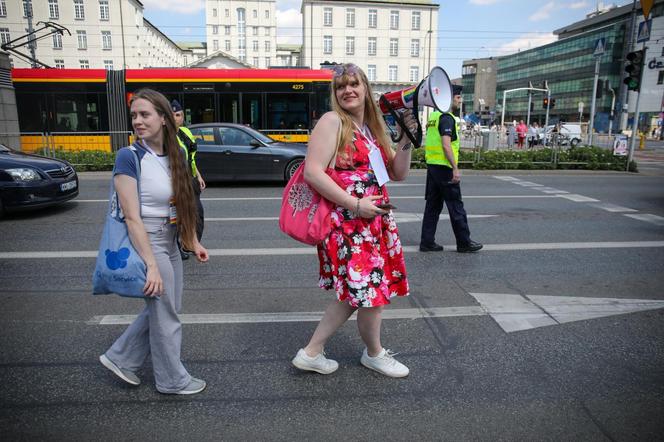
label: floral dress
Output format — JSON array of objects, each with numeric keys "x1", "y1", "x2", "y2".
[{"x1": 317, "y1": 131, "x2": 409, "y2": 308}]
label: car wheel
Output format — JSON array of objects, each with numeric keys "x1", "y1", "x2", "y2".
[{"x1": 284, "y1": 158, "x2": 304, "y2": 181}]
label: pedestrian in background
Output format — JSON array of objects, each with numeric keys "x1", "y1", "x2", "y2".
[
  {"x1": 99, "y1": 89, "x2": 209, "y2": 395},
  {"x1": 172, "y1": 100, "x2": 205, "y2": 259},
  {"x1": 291, "y1": 63, "x2": 417, "y2": 378},
  {"x1": 419, "y1": 84, "x2": 483, "y2": 254},
  {"x1": 516, "y1": 120, "x2": 527, "y2": 149},
  {"x1": 507, "y1": 122, "x2": 516, "y2": 149}
]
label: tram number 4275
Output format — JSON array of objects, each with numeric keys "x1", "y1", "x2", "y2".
[{"x1": 291, "y1": 84, "x2": 304, "y2": 90}]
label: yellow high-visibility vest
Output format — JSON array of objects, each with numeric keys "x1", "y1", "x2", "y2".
[{"x1": 424, "y1": 111, "x2": 460, "y2": 167}]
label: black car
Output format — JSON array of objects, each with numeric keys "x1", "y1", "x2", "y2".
[
  {"x1": 0, "y1": 144, "x2": 79, "y2": 217},
  {"x1": 188, "y1": 123, "x2": 306, "y2": 182}
]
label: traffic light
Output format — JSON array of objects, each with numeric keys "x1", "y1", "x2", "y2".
[
  {"x1": 624, "y1": 50, "x2": 644, "y2": 91},
  {"x1": 551, "y1": 98, "x2": 556, "y2": 109},
  {"x1": 543, "y1": 97, "x2": 549, "y2": 109},
  {"x1": 596, "y1": 79, "x2": 603, "y2": 99},
  {"x1": 530, "y1": 101, "x2": 534, "y2": 112}
]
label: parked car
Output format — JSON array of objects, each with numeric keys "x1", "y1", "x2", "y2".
[
  {"x1": 188, "y1": 123, "x2": 307, "y2": 182},
  {"x1": 0, "y1": 143, "x2": 79, "y2": 217},
  {"x1": 545, "y1": 124, "x2": 583, "y2": 147}
]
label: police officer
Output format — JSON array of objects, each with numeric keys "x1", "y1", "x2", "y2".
[
  {"x1": 171, "y1": 100, "x2": 205, "y2": 255},
  {"x1": 419, "y1": 85, "x2": 483, "y2": 253}
]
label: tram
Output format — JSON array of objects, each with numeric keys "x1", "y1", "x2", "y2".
[{"x1": 12, "y1": 68, "x2": 333, "y2": 152}]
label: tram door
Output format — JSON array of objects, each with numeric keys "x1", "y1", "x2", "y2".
[{"x1": 218, "y1": 93, "x2": 240, "y2": 124}]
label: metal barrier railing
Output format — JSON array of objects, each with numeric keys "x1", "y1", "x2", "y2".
[
  {"x1": 46, "y1": 131, "x2": 134, "y2": 153},
  {"x1": 0, "y1": 132, "x2": 47, "y2": 154}
]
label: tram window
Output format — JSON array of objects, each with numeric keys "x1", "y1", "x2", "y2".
[
  {"x1": 53, "y1": 94, "x2": 103, "y2": 132},
  {"x1": 16, "y1": 94, "x2": 47, "y2": 132},
  {"x1": 266, "y1": 94, "x2": 308, "y2": 130}
]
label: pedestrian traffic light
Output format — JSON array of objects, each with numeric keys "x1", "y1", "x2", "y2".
[
  {"x1": 596, "y1": 79, "x2": 604, "y2": 99},
  {"x1": 550, "y1": 98, "x2": 556, "y2": 109},
  {"x1": 543, "y1": 97, "x2": 549, "y2": 109},
  {"x1": 624, "y1": 50, "x2": 644, "y2": 91},
  {"x1": 530, "y1": 101, "x2": 534, "y2": 112}
]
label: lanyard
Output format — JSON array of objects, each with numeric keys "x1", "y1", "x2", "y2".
[{"x1": 352, "y1": 122, "x2": 390, "y2": 187}]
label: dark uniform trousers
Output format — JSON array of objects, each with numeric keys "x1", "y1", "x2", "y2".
[{"x1": 420, "y1": 164, "x2": 471, "y2": 247}]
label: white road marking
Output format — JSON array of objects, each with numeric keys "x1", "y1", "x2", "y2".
[
  {"x1": 590, "y1": 203, "x2": 638, "y2": 213},
  {"x1": 624, "y1": 213, "x2": 664, "y2": 226},
  {"x1": 537, "y1": 188, "x2": 570, "y2": 194},
  {"x1": 557, "y1": 194, "x2": 600, "y2": 202},
  {"x1": 90, "y1": 294, "x2": 664, "y2": 332},
  {"x1": 514, "y1": 181, "x2": 543, "y2": 187},
  {"x1": 3, "y1": 241, "x2": 663, "y2": 259},
  {"x1": 492, "y1": 176, "x2": 520, "y2": 181}
]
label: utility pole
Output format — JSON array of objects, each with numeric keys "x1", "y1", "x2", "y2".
[
  {"x1": 627, "y1": 44, "x2": 647, "y2": 168},
  {"x1": 608, "y1": 84, "x2": 616, "y2": 137},
  {"x1": 26, "y1": 4, "x2": 37, "y2": 67},
  {"x1": 589, "y1": 58, "x2": 600, "y2": 146},
  {"x1": 620, "y1": 1, "x2": 638, "y2": 131}
]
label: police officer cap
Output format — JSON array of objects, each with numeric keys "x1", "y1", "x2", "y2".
[
  {"x1": 171, "y1": 99, "x2": 183, "y2": 112},
  {"x1": 452, "y1": 85, "x2": 463, "y2": 96}
]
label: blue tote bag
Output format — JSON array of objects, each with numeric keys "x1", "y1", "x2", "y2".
[{"x1": 92, "y1": 145, "x2": 147, "y2": 298}]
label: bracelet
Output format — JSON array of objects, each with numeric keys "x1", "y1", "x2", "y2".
[
  {"x1": 401, "y1": 142, "x2": 413, "y2": 151},
  {"x1": 355, "y1": 197, "x2": 361, "y2": 216}
]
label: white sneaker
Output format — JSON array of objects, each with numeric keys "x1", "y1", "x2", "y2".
[
  {"x1": 360, "y1": 348, "x2": 409, "y2": 378},
  {"x1": 292, "y1": 348, "x2": 339, "y2": 374}
]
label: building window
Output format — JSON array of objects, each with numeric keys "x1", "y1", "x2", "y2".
[
  {"x1": 252, "y1": 40, "x2": 258, "y2": 51},
  {"x1": 346, "y1": 37, "x2": 354, "y2": 55},
  {"x1": 389, "y1": 38, "x2": 398, "y2": 56},
  {"x1": 212, "y1": 8, "x2": 217, "y2": 17},
  {"x1": 225, "y1": 9, "x2": 229, "y2": 17},
  {"x1": 410, "y1": 39, "x2": 420, "y2": 57},
  {"x1": 253, "y1": 26, "x2": 258, "y2": 36},
  {"x1": 48, "y1": 0, "x2": 59, "y2": 19},
  {"x1": 55, "y1": 59, "x2": 65, "y2": 68},
  {"x1": 264, "y1": 40, "x2": 270, "y2": 52},
  {"x1": 411, "y1": 11, "x2": 421, "y2": 30},
  {"x1": 410, "y1": 66, "x2": 419, "y2": 82},
  {"x1": 368, "y1": 9, "x2": 377, "y2": 28},
  {"x1": 658, "y1": 71, "x2": 664, "y2": 85},
  {"x1": 213, "y1": 39, "x2": 219, "y2": 51},
  {"x1": 0, "y1": 28, "x2": 10, "y2": 46},
  {"x1": 99, "y1": 0, "x2": 109, "y2": 20},
  {"x1": 390, "y1": 11, "x2": 399, "y2": 30},
  {"x1": 23, "y1": 0, "x2": 32, "y2": 17},
  {"x1": 264, "y1": 27, "x2": 270, "y2": 36},
  {"x1": 213, "y1": 25, "x2": 218, "y2": 34},
  {"x1": 265, "y1": 56, "x2": 270, "y2": 67},
  {"x1": 367, "y1": 64, "x2": 376, "y2": 81},
  {"x1": 52, "y1": 33, "x2": 62, "y2": 49},
  {"x1": 225, "y1": 25, "x2": 231, "y2": 35},
  {"x1": 323, "y1": 7, "x2": 332, "y2": 26},
  {"x1": 74, "y1": 0, "x2": 84, "y2": 20},
  {"x1": 77, "y1": 30, "x2": 87, "y2": 49},
  {"x1": 253, "y1": 9, "x2": 257, "y2": 18},
  {"x1": 323, "y1": 35, "x2": 332, "y2": 54},
  {"x1": 102, "y1": 31, "x2": 112, "y2": 50},
  {"x1": 368, "y1": 37, "x2": 376, "y2": 56},
  {"x1": 80, "y1": 59, "x2": 89, "y2": 69},
  {"x1": 346, "y1": 8, "x2": 355, "y2": 27},
  {"x1": 253, "y1": 56, "x2": 259, "y2": 66},
  {"x1": 0, "y1": 1, "x2": 6, "y2": 17},
  {"x1": 265, "y1": 10, "x2": 269, "y2": 19},
  {"x1": 225, "y1": 40, "x2": 231, "y2": 51},
  {"x1": 104, "y1": 60, "x2": 113, "y2": 70},
  {"x1": 389, "y1": 65, "x2": 398, "y2": 82}
]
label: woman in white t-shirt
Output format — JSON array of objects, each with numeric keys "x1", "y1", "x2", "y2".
[{"x1": 99, "y1": 89, "x2": 210, "y2": 395}]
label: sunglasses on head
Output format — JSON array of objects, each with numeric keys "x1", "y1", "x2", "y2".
[{"x1": 330, "y1": 64, "x2": 360, "y2": 78}]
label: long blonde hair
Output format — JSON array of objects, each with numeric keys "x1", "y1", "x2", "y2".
[
  {"x1": 130, "y1": 88, "x2": 198, "y2": 250},
  {"x1": 329, "y1": 64, "x2": 392, "y2": 159}
]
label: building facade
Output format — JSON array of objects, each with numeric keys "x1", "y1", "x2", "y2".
[
  {"x1": 205, "y1": 0, "x2": 277, "y2": 69},
  {"x1": 301, "y1": 0, "x2": 439, "y2": 88},
  {"x1": 0, "y1": 0, "x2": 187, "y2": 69},
  {"x1": 461, "y1": 57, "x2": 497, "y2": 122}
]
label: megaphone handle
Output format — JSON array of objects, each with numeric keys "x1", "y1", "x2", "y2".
[{"x1": 380, "y1": 95, "x2": 421, "y2": 148}]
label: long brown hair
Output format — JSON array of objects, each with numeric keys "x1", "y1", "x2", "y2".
[
  {"x1": 130, "y1": 88, "x2": 198, "y2": 249},
  {"x1": 329, "y1": 64, "x2": 393, "y2": 160}
]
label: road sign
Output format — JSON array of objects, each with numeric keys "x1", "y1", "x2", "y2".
[
  {"x1": 613, "y1": 135, "x2": 628, "y2": 156},
  {"x1": 637, "y1": 19, "x2": 651, "y2": 43},
  {"x1": 593, "y1": 37, "x2": 606, "y2": 57},
  {"x1": 641, "y1": 0, "x2": 654, "y2": 19}
]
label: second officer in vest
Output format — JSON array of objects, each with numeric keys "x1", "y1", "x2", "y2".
[
  {"x1": 419, "y1": 85, "x2": 483, "y2": 253},
  {"x1": 172, "y1": 100, "x2": 205, "y2": 245}
]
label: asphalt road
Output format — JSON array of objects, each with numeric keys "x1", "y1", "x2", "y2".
[{"x1": 1, "y1": 167, "x2": 663, "y2": 441}]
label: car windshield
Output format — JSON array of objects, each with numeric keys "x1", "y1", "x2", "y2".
[{"x1": 250, "y1": 129, "x2": 277, "y2": 144}]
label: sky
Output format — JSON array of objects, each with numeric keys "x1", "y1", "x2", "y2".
[{"x1": 142, "y1": 0, "x2": 633, "y2": 79}]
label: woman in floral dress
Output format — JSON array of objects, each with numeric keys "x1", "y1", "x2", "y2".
[{"x1": 291, "y1": 64, "x2": 418, "y2": 378}]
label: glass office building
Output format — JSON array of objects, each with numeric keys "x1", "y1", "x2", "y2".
[{"x1": 495, "y1": 21, "x2": 626, "y2": 129}]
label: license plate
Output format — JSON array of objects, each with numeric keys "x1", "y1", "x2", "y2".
[{"x1": 61, "y1": 180, "x2": 77, "y2": 191}]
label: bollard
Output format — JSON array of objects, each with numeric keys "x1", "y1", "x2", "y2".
[{"x1": 639, "y1": 133, "x2": 645, "y2": 150}]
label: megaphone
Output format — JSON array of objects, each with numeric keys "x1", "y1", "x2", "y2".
[{"x1": 378, "y1": 66, "x2": 453, "y2": 148}]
